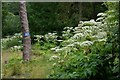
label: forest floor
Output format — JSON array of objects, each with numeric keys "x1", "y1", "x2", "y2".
[{"x1": 2, "y1": 47, "x2": 55, "y2": 78}]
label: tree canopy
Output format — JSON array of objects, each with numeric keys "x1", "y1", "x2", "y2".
[{"x1": 2, "y1": 2, "x2": 107, "y2": 37}]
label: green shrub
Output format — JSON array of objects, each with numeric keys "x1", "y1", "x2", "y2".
[
  {"x1": 2, "y1": 12, "x2": 21, "y2": 37},
  {"x1": 3, "y1": 56, "x2": 24, "y2": 77},
  {"x1": 48, "y1": 2, "x2": 119, "y2": 79},
  {"x1": 3, "y1": 54, "x2": 33, "y2": 78},
  {"x1": 2, "y1": 33, "x2": 22, "y2": 50}
]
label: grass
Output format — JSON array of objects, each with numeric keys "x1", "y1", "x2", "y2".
[{"x1": 2, "y1": 44, "x2": 56, "y2": 79}]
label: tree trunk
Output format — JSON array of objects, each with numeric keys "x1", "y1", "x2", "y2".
[{"x1": 19, "y1": 1, "x2": 31, "y2": 61}]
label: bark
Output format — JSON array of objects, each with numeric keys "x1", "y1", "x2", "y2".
[{"x1": 19, "y1": 1, "x2": 31, "y2": 61}]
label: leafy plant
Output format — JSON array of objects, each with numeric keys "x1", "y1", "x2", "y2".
[
  {"x1": 2, "y1": 33, "x2": 22, "y2": 50},
  {"x1": 48, "y1": 2, "x2": 119, "y2": 79}
]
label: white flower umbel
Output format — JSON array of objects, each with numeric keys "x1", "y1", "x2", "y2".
[
  {"x1": 67, "y1": 30, "x2": 71, "y2": 33},
  {"x1": 83, "y1": 21, "x2": 95, "y2": 26},
  {"x1": 82, "y1": 26, "x2": 90, "y2": 30},
  {"x1": 96, "y1": 17, "x2": 104, "y2": 21},
  {"x1": 97, "y1": 13, "x2": 106, "y2": 17},
  {"x1": 90, "y1": 19, "x2": 97, "y2": 25},
  {"x1": 51, "y1": 46, "x2": 60, "y2": 51},
  {"x1": 97, "y1": 38, "x2": 107, "y2": 42},
  {"x1": 49, "y1": 55, "x2": 60, "y2": 61},
  {"x1": 67, "y1": 44, "x2": 74, "y2": 47},
  {"x1": 74, "y1": 27, "x2": 81, "y2": 30},
  {"x1": 72, "y1": 33, "x2": 84, "y2": 40},
  {"x1": 73, "y1": 42, "x2": 81, "y2": 45},
  {"x1": 51, "y1": 55, "x2": 59, "y2": 59},
  {"x1": 11, "y1": 45, "x2": 22, "y2": 51},
  {"x1": 80, "y1": 41, "x2": 93, "y2": 47},
  {"x1": 50, "y1": 48, "x2": 56, "y2": 51},
  {"x1": 53, "y1": 63, "x2": 57, "y2": 66},
  {"x1": 84, "y1": 30, "x2": 92, "y2": 34},
  {"x1": 55, "y1": 48, "x2": 62, "y2": 53},
  {"x1": 96, "y1": 32, "x2": 107, "y2": 39}
]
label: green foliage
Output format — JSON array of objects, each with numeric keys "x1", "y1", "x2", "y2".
[
  {"x1": 3, "y1": 55, "x2": 24, "y2": 77},
  {"x1": 2, "y1": 53, "x2": 36, "y2": 78},
  {"x1": 2, "y1": 49, "x2": 54, "y2": 78},
  {"x1": 27, "y1": 2, "x2": 107, "y2": 35},
  {"x1": 2, "y1": 33, "x2": 22, "y2": 50},
  {"x1": 2, "y1": 2, "x2": 118, "y2": 79},
  {"x1": 2, "y1": 12, "x2": 20, "y2": 37},
  {"x1": 2, "y1": 2, "x2": 107, "y2": 37},
  {"x1": 48, "y1": 2, "x2": 119, "y2": 79}
]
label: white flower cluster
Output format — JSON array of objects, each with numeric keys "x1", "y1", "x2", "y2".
[
  {"x1": 49, "y1": 55, "x2": 60, "y2": 61},
  {"x1": 51, "y1": 46, "x2": 60, "y2": 51},
  {"x1": 50, "y1": 12, "x2": 108, "y2": 60},
  {"x1": 73, "y1": 20, "x2": 101, "y2": 40},
  {"x1": 67, "y1": 44, "x2": 74, "y2": 47},
  {"x1": 2, "y1": 33, "x2": 22, "y2": 43},
  {"x1": 62, "y1": 27, "x2": 74, "y2": 39},
  {"x1": 97, "y1": 13, "x2": 106, "y2": 17},
  {"x1": 56, "y1": 47, "x2": 68, "y2": 53},
  {"x1": 34, "y1": 35, "x2": 44, "y2": 42},
  {"x1": 96, "y1": 17, "x2": 104, "y2": 21},
  {"x1": 63, "y1": 27, "x2": 73, "y2": 30},
  {"x1": 72, "y1": 17, "x2": 107, "y2": 42},
  {"x1": 72, "y1": 33, "x2": 84, "y2": 40},
  {"x1": 96, "y1": 32, "x2": 107, "y2": 39},
  {"x1": 34, "y1": 32, "x2": 58, "y2": 42},
  {"x1": 80, "y1": 41, "x2": 93, "y2": 47},
  {"x1": 45, "y1": 32, "x2": 58, "y2": 41},
  {"x1": 2, "y1": 33, "x2": 22, "y2": 49},
  {"x1": 11, "y1": 45, "x2": 22, "y2": 51},
  {"x1": 82, "y1": 20, "x2": 96, "y2": 26},
  {"x1": 61, "y1": 39, "x2": 75, "y2": 46},
  {"x1": 94, "y1": 38, "x2": 107, "y2": 42}
]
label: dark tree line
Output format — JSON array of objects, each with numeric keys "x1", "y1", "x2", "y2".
[{"x1": 2, "y1": 2, "x2": 107, "y2": 37}]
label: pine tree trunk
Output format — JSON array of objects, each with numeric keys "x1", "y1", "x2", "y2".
[{"x1": 19, "y1": 1, "x2": 31, "y2": 61}]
